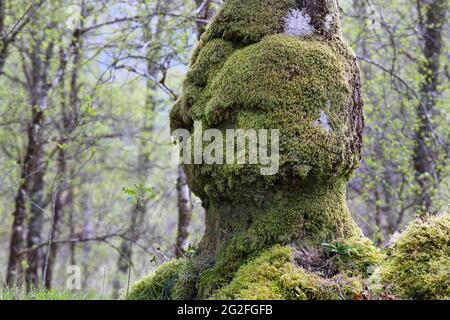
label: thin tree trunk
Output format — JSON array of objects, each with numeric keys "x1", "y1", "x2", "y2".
[
  {"x1": 413, "y1": 0, "x2": 448, "y2": 214},
  {"x1": 25, "y1": 165, "x2": 45, "y2": 288},
  {"x1": 194, "y1": 0, "x2": 211, "y2": 40},
  {"x1": 81, "y1": 193, "x2": 93, "y2": 290},
  {"x1": 22, "y1": 29, "x2": 58, "y2": 288},
  {"x1": 174, "y1": 165, "x2": 193, "y2": 257},
  {"x1": 44, "y1": 7, "x2": 83, "y2": 287},
  {"x1": 67, "y1": 186, "x2": 76, "y2": 266}
]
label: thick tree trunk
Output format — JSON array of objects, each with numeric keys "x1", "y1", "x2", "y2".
[
  {"x1": 413, "y1": 0, "x2": 448, "y2": 214},
  {"x1": 129, "y1": 0, "x2": 377, "y2": 300}
]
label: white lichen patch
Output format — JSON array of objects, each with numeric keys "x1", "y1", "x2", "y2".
[
  {"x1": 313, "y1": 111, "x2": 332, "y2": 133},
  {"x1": 283, "y1": 9, "x2": 315, "y2": 38},
  {"x1": 324, "y1": 14, "x2": 333, "y2": 32}
]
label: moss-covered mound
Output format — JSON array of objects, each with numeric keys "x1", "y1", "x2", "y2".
[
  {"x1": 126, "y1": 214, "x2": 449, "y2": 300},
  {"x1": 370, "y1": 213, "x2": 450, "y2": 300},
  {"x1": 125, "y1": 259, "x2": 189, "y2": 300},
  {"x1": 127, "y1": 238, "x2": 384, "y2": 300},
  {"x1": 214, "y1": 245, "x2": 365, "y2": 300}
]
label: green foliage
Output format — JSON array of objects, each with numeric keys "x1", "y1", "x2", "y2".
[
  {"x1": 322, "y1": 242, "x2": 353, "y2": 256},
  {"x1": 370, "y1": 213, "x2": 450, "y2": 299},
  {"x1": 329, "y1": 237, "x2": 384, "y2": 277},
  {"x1": 121, "y1": 183, "x2": 156, "y2": 203}
]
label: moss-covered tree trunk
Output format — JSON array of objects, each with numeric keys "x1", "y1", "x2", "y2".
[
  {"x1": 126, "y1": 0, "x2": 377, "y2": 300},
  {"x1": 126, "y1": 0, "x2": 449, "y2": 300}
]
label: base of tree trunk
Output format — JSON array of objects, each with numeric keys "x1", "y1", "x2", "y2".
[{"x1": 125, "y1": 213, "x2": 449, "y2": 300}]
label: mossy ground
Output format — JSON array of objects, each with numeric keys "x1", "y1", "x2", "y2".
[
  {"x1": 213, "y1": 245, "x2": 365, "y2": 300},
  {"x1": 369, "y1": 213, "x2": 450, "y2": 300}
]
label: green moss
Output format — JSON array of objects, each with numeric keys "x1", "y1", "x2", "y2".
[
  {"x1": 173, "y1": 34, "x2": 361, "y2": 202},
  {"x1": 126, "y1": 259, "x2": 197, "y2": 300},
  {"x1": 369, "y1": 213, "x2": 450, "y2": 299},
  {"x1": 192, "y1": 178, "x2": 365, "y2": 298},
  {"x1": 331, "y1": 237, "x2": 385, "y2": 277},
  {"x1": 187, "y1": 39, "x2": 236, "y2": 87},
  {"x1": 206, "y1": 0, "x2": 297, "y2": 44},
  {"x1": 214, "y1": 245, "x2": 364, "y2": 300}
]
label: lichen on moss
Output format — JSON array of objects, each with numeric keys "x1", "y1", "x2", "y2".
[{"x1": 369, "y1": 213, "x2": 450, "y2": 300}]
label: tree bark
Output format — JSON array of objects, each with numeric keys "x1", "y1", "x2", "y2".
[
  {"x1": 413, "y1": 0, "x2": 448, "y2": 214},
  {"x1": 24, "y1": 37, "x2": 55, "y2": 288},
  {"x1": 174, "y1": 165, "x2": 193, "y2": 257},
  {"x1": 163, "y1": 0, "x2": 371, "y2": 299}
]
